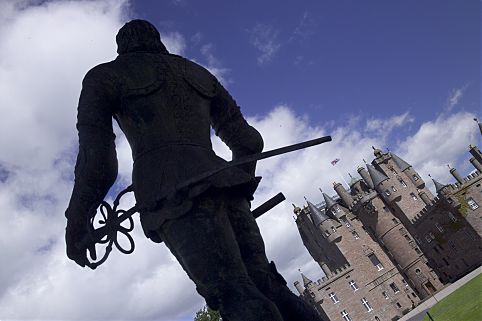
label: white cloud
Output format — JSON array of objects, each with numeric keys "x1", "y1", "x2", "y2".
[
  {"x1": 365, "y1": 111, "x2": 414, "y2": 138},
  {"x1": 199, "y1": 43, "x2": 231, "y2": 86},
  {"x1": 395, "y1": 111, "x2": 479, "y2": 192},
  {"x1": 248, "y1": 23, "x2": 281, "y2": 65},
  {"x1": 445, "y1": 84, "x2": 469, "y2": 112},
  {"x1": 161, "y1": 31, "x2": 186, "y2": 55}
]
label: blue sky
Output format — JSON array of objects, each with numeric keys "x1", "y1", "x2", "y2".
[
  {"x1": 0, "y1": 1, "x2": 480, "y2": 321},
  {"x1": 133, "y1": 0, "x2": 480, "y2": 142}
]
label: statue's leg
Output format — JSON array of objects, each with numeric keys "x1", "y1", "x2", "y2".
[
  {"x1": 156, "y1": 194, "x2": 284, "y2": 321},
  {"x1": 226, "y1": 196, "x2": 326, "y2": 321}
]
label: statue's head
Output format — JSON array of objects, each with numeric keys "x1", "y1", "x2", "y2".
[{"x1": 116, "y1": 19, "x2": 168, "y2": 54}]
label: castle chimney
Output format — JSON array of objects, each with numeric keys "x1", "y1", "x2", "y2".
[
  {"x1": 469, "y1": 145, "x2": 482, "y2": 166},
  {"x1": 357, "y1": 166, "x2": 374, "y2": 189},
  {"x1": 469, "y1": 157, "x2": 482, "y2": 172},
  {"x1": 334, "y1": 182, "x2": 354, "y2": 207},
  {"x1": 294, "y1": 280, "x2": 304, "y2": 295},
  {"x1": 450, "y1": 168, "x2": 464, "y2": 184},
  {"x1": 418, "y1": 190, "x2": 432, "y2": 206}
]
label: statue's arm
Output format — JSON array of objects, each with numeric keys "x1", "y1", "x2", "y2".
[
  {"x1": 66, "y1": 66, "x2": 119, "y2": 221},
  {"x1": 65, "y1": 66, "x2": 118, "y2": 266},
  {"x1": 210, "y1": 81, "x2": 264, "y2": 175}
]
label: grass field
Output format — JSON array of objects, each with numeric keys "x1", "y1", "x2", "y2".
[{"x1": 421, "y1": 273, "x2": 482, "y2": 321}]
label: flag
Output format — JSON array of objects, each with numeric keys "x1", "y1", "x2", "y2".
[{"x1": 331, "y1": 158, "x2": 340, "y2": 166}]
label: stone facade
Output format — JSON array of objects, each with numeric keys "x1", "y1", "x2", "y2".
[{"x1": 293, "y1": 144, "x2": 482, "y2": 321}]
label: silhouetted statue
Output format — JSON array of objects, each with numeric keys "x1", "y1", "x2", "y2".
[{"x1": 65, "y1": 19, "x2": 324, "y2": 321}]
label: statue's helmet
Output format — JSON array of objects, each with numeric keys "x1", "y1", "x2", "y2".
[{"x1": 116, "y1": 19, "x2": 168, "y2": 54}]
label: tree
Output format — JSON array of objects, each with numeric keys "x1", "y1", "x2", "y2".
[{"x1": 194, "y1": 305, "x2": 222, "y2": 321}]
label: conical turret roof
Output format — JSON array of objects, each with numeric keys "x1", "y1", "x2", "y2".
[
  {"x1": 301, "y1": 272, "x2": 313, "y2": 287},
  {"x1": 432, "y1": 179, "x2": 447, "y2": 193},
  {"x1": 306, "y1": 199, "x2": 329, "y2": 227},
  {"x1": 322, "y1": 192, "x2": 337, "y2": 210},
  {"x1": 390, "y1": 153, "x2": 412, "y2": 171},
  {"x1": 367, "y1": 164, "x2": 389, "y2": 187}
]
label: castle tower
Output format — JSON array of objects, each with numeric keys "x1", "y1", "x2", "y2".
[
  {"x1": 334, "y1": 182, "x2": 354, "y2": 208},
  {"x1": 294, "y1": 191, "x2": 421, "y2": 321},
  {"x1": 450, "y1": 167, "x2": 464, "y2": 184},
  {"x1": 469, "y1": 157, "x2": 482, "y2": 172},
  {"x1": 469, "y1": 144, "x2": 482, "y2": 166},
  {"x1": 389, "y1": 152, "x2": 427, "y2": 189},
  {"x1": 369, "y1": 149, "x2": 434, "y2": 221},
  {"x1": 350, "y1": 179, "x2": 443, "y2": 298},
  {"x1": 357, "y1": 166, "x2": 374, "y2": 189},
  {"x1": 322, "y1": 192, "x2": 347, "y2": 221}
]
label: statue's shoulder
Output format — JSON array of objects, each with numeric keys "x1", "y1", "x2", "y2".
[
  {"x1": 166, "y1": 54, "x2": 217, "y2": 98},
  {"x1": 83, "y1": 61, "x2": 118, "y2": 84}
]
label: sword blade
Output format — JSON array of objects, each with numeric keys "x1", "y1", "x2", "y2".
[{"x1": 176, "y1": 135, "x2": 332, "y2": 190}]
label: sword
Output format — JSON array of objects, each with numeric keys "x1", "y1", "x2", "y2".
[{"x1": 79, "y1": 135, "x2": 331, "y2": 269}]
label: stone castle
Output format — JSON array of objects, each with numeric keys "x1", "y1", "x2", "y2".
[{"x1": 292, "y1": 125, "x2": 482, "y2": 321}]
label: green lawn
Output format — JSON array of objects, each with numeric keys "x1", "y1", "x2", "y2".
[{"x1": 422, "y1": 273, "x2": 482, "y2": 321}]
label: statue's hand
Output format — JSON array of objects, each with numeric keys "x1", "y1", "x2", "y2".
[{"x1": 65, "y1": 218, "x2": 96, "y2": 268}]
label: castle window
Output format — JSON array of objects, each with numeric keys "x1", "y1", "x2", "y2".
[
  {"x1": 404, "y1": 234, "x2": 411, "y2": 241},
  {"x1": 361, "y1": 297, "x2": 373, "y2": 312},
  {"x1": 390, "y1": 283, "x2": 400, "y2": 293},
  {"x1": 402, "y1": 279, "x2": 409, "y2": 287},
  {"x1": 399, "y1": 179, "x2": 407, "y2": 187},
  {"x1": 382, "y1": 291, "x2": 389, "y2": 299},
  {"x1": 464, "y1": 229, "x2": 477, "y2": 241},
  {"x1": 342, "y1": 218, "x2": 351, "y2": 228},
  {"x1": 392, "y1": 186, "x2": 397, "y2": 192},
  {"x1": 340, "y1": 310, "x2": 352, "y2": 321},
  {"x1": 410, "y1": 193, "x2": 418, "y2": 200},
  {"x1": 396, "y1": 302, "x2": 402, "y2": 309},
  {"x1": 425, "y1": 234, "x2": 432, "y2": 243},
  {"x1": 413, "y1": 174, "x2": 419, "y2": 181},
  {"x1": 415, "y1": 247, "x2": 421, "y2": 254},
  {"x1": 368, "y1": 253, "x2": 384, "y2": 271},
  {"x1": 467, "y1": 197, "x2": 479, "y2": 210},
  {"x1": 352, "y1": 231, "x2": 360, "y2": 239},
  {"x1": 375, "y1": 316, "x2": 381, "y2": 321},
  {"x1": 449, "y1": 240, "x2": 457, "y2": 251},
  {"x1": 331, "y1": 226, "x2": 337, "y2": 233},
  {"x1": 448, "y1": 211, "x2": 458, "y2": 222},
  {"x1": 435, "y1": 222, "x2": 444, "y2": 233},
  {"x1": 329, "y1": 292, "x2": 339, "y2": 303},
  {"x1": 385, "y1": 190, "x2": 391, "y2": 196},
  {"x1": 415, "y1": 268, "x2": 421, "y2": 275},
  {"x1": 349, "y1": 280, "x2": 359, "y2": 291}
]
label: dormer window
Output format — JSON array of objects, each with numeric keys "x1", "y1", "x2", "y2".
[
  {"x1": 399, "y1": 179, "x2": 407, "y2": 187},
  {"x1": 391, "y1": 186, "x2": 397, "y2": 192},
  {"x1": 385, "y1": 190, "x2": 391, "y2": 196},
  {"x1": 410, "y1": 193, "x2": 418, "y2": 200},
  {"x1": 412, "y1": 174, "x2": 419, "y2": 181}
]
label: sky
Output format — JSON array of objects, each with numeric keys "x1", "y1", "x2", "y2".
[{"x1": 0, "y1": 0, "x2": 480, "y2": 320}]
